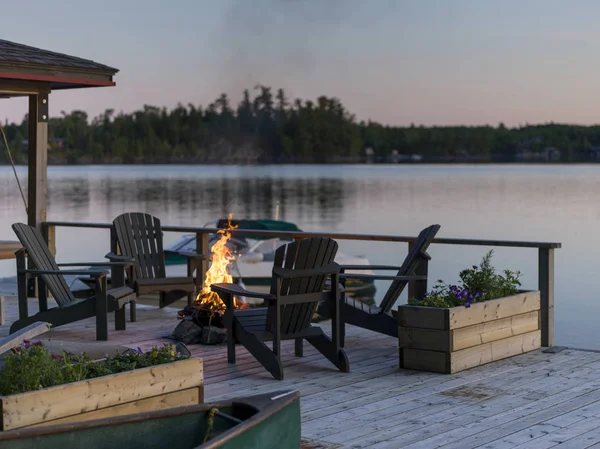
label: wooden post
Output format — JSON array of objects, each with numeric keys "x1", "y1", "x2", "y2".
[
  {"x1": 42, "y1": 223, "x2": 56, "y2": 257},
  {"x1": 27, "y1": 94, "x2": 49, "y2": 298},
  {"x1": 196, "y1": 231, "x2": 210, "y2": 291},
  {"x1": 27, "y1": 94, "x2": 49, "y2": 229},
  {"x1": 538, "y1": 248, "x2": 555, "y2": 347}
]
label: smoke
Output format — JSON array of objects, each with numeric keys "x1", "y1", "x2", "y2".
[{"x1": 213, "y1": 0, "x2": 362, "y2": 101}]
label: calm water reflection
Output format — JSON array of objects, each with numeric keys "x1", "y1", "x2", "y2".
[{"x1": 0, "y1": 164, "x2": 598, "y2": 349}]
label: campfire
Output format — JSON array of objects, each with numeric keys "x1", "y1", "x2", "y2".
[{"x1": 175, "y1": 215, "x2": 247, "y2": 344}]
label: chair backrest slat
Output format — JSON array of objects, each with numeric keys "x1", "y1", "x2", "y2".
[
  {"x1": 12, "y1": 223, "x2": 76, "y2": 306},
  {"x1": 379, "y1": 224, "x2": 441, "y2": 314},
  {"x1": 268, "y1": 237, "x2": 338, "y2": 335},
  {"x1": 113, "y1": 213, "x2": 166, "y2": 280}
]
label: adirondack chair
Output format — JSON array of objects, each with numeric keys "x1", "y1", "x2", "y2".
[
  {"x1": 338, "y1": 224, "x2": 441, "y2": 344},
  {"x1": 10, "y1": 223, "x2": 137, "y2": 341},
  {"x1": 108, "y1": 213, "x2": 206, "y2": 308},
  {"x1": 211, "y1": 237, "x2": 349, "y2": 380}
]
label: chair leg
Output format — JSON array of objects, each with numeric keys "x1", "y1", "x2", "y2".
[
  {"x1": 96, "y1": 310, "x2": 108, "y2": 341},
  {"x1": 95, "y1": 277, "x2": 109, "y2": 341},
  {"x1": 114, "y1": 306, "x2": 126, "y2": 331},
  {"x1": 295, "y1": 338, "x2": 304, "y2": 357},
  {"x1": 236, "y1": 323, "x2": 284, "y2": 380},
  {"x1": 306, "y1": 331, "x2": 350, "y2": 373},
  {"x1": 227, "y1": 328, "x2": 236, "y2": 364},
  {"x1": 225, "y1": 304, "x2": 236, "y2": 364},
  {"x1": 130, "y1": 301, "x2": 137, "y2": 322}
]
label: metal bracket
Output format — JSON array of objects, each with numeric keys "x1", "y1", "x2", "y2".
[{"x1": 37, "y1": 94, "x2": 48, "y2": 122}]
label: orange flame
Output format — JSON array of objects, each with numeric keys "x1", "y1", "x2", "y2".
[{"x1": 195, "y1": 215, "x2": 246, "y2": 312}]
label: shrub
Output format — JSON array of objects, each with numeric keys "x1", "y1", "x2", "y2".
[
  {"x1": 408, "y1": 250, "x2": 522, "y2": 308},
  {"x1": 0, "y1": 342, "x2": 189, "y2": 396}
]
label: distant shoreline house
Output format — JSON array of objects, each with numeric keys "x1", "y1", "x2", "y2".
[
  {"x1": 583, "y1": 145, "x2": 600, "y2": 161},
  {"x1": 516, "y1": 146, "x2": 561, "y2": 162}
]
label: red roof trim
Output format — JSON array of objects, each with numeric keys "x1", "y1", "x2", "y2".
[{"x1": 0, "y1": 72, "x2": 115, "y2": 87}]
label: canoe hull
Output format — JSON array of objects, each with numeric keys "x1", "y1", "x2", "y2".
[{"x1": 0, "y1": 390, "x2": 301, "y2": 449}]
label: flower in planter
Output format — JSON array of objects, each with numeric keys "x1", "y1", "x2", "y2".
[
  {"x1": 0, "y1": 342, "x2": 191, "y2": 396},
  {"x1": 408, "y1": 250, "x2": 522, "y2": 309}
]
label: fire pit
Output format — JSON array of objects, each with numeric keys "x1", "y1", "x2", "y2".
[{"x1": 173, "y1": 216, "x2": 247, "y2": 345}]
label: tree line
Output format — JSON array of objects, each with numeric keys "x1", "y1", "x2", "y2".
[{"x1": 1, "y1": 85, "x2": 599, "y2": 164}]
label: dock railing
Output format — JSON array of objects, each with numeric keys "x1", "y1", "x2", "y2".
[{"x1": 41, "y1": 221, "x2": 562, "y2": 347}]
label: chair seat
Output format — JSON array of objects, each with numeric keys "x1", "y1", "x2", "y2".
[{"x1": 136, "y1": 276, "x2": 195, "y2": 295}]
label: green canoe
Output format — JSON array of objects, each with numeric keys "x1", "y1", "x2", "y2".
[{"x1": 0, "y1": 390, "x2": 301, "y2": 449}]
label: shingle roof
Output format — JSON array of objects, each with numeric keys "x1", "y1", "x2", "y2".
[{"x1": 0, "y1": 39, "x2": 118, "y2": 73}]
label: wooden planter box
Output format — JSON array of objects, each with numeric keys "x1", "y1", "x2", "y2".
[
  {"x1": 398, "y1": 291, "x2": 541, "y2": 374},
  {"x1": 0, "y1": 357, "x2": 203, "y2": 431}
]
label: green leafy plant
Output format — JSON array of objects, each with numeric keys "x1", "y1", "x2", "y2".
[
  {"x1": 408, "y1": 250, "x2": 522, "y2": 309},
  {"x1": 0, "y1": 342, "x2": 189, "y2": 396}
]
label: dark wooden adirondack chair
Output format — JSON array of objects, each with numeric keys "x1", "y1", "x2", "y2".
[
  {"x1": 10, "y1": 223, "x2": 136, "y2": 341},
  {"x1": 211, "y1": 237, "x2": 349, "y2": 380},
  {"x1": 338, "y1": 224, "x2": 441, "y2": 344},
  {"x1": 108, "y1": 213, "x2": 205, "y2": 308}
]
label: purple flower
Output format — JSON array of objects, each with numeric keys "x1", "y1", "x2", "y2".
[
  {"x1": 33, "y1": 341, "x2": 44, "y2": 347},
  {"x1": 450, "y1": 285, "x2": 458, "y2": 292},
  {"x1": 23, "y1": 342, "x2": 31, "y2": 349},
  {"x1": 51, "y1": 354, "x2": 61, "y2": 361},
  {"x1": 476, "y1": 291, "x2": 482, "y2": 298},
  {"x1": 468, "y1": 292, "x2": 474, "y2": 301},
  {"x1": 465, "y1": 300, "x2": 471, "y2": 308}
]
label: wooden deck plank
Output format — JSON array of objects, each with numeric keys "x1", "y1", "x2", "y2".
[{"x1": 2, "y1": 296, "x2": 600, "y2": 448}]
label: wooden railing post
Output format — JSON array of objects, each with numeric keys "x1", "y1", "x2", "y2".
[
  {"x1": 196, "y1": 231, "x2": 210, "y2": 292},
  {"x1": 539, "y1": 248, "x2": 555, "y2": 347}
]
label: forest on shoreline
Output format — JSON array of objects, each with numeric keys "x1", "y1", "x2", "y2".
[{"x1": 1, "y1": 85, "x2": 600, "y2": 164}]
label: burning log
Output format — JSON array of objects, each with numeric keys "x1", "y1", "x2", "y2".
[{"x1": 177, "y1": 305, "x2": 225, "y2": 329}]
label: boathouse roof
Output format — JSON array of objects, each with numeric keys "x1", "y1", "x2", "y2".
[{"x1": 0, "y1": 39, "x2": 118, "y2": 94}]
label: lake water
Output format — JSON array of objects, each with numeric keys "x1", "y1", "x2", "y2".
[{"x1": 0, "y1": 164, "x2": 597, "y2": 349}]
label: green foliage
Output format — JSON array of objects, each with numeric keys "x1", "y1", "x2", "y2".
[
  {"x1": 2, "y1": 86, "x2": 596, "y2": 165},
  {"x1": 408, "y1": 250, "x2": 522, "y2": 309},
  {"x1": 0, "y1": 342, "x2": 189, "y2": 396}
]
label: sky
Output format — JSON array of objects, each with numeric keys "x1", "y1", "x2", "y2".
[{"x1": 0, "y1": 0, "x2": 599, "y2": 127}]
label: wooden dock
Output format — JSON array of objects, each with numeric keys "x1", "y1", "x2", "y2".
[{"x1": 2, "y1": 296, "x2": 600, "y2": 448}]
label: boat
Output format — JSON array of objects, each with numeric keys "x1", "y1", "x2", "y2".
[
  {"x1": 0, "y1": 390, "x2": 301, "y2": 449},
  {"x1": 164, "y1": 218, "x2": 377, "y2": 301}
]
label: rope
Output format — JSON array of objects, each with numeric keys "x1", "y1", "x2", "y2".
[
  {"x1": 203, "y1": 408, "x2": 219, "y2": 443},
  {"x1": 0, "y1": 124, "x2": 28, "y2": 215}
]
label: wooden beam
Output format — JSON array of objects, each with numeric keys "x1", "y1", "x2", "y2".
[
  {"x1": 0, "y1": 63, "x2": 115, "y2": 87},
  {"x1": 0, "y1": 79, "x2": 50, "y2": 94},
  {"x1": 27, "y1": 94, "x2": 48, "y2": 229}
]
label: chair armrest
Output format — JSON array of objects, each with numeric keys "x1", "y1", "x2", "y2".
[
  {"x1": 339, "y1": 273, "x2": 427, "y2": 282},
  {"x1": 58, "y1": 261, "x2": 134, "y2": 268},
  {"x1": 340, "y1": 264, "x2": 402, "y2": 271},
  {"x1": 211, "y1": 283, "x2": 275, "y2": 300},
  {"x1": 273, "y1": 263, "x2": 340, "y2": 279},
  {"x1": 18, "y1": 269, "x2": 109, "y2": 277},
  {"x1": 105, "y1": 252, "x2": 136, "y2": 263}
]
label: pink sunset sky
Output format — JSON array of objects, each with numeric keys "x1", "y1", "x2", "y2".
[{"x1": 0, "y1": 0, "x2": 599, "y2": 127}]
